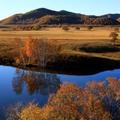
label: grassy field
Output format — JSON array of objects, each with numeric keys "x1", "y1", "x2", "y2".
[
  {"x1": 0, "y1": 26, "x2": 120, "y2": 71},
  {"x1": 0, "y1": 27, "x2": 119, "y2": 40}
]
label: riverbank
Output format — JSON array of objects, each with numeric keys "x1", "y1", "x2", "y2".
[
  {"x1": 1, "y1": 51, "x2": 120, "y2": 75},
  {"x1": 0, "y1": 28, "x2": 120, "y2": 74}
]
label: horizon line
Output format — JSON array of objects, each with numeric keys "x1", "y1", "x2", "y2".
[{"x1": 0, "y1": 7, "x2": 120, "y2": 20}]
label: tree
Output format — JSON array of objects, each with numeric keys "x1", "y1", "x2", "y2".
[
  {"x1": 109, "y1": 31, "x2": 119, "y2": 46},
  {"x1": 19, "y1": 83, "x2": 111, "y2": 120},
  {"x1": 87, "y1": 26, "x2": 93, "y2": 31},
  {"x1": 14, "y1": 38, "x2": 27, "y2": 66},
  {"x1": 9, "y1": 78, "x2": 120, "y2": 120},
  {"x1": 32, "y1": 38, "x2": 61, "y2": 67},
  {"x1": 18, "y1": 37, "x2": 61, "y2": 67}
]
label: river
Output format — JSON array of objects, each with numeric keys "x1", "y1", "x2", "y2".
[{"x1": 0, "y1": 65, "x2": 120, "y2": 119}]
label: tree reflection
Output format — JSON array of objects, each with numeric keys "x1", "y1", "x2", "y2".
[{"x1": 12, "y1": 69, "x2": 61, "y2": 95}]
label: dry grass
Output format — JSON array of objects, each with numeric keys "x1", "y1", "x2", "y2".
[
  {"x1": 0, "y1": 27, "x2": 119, "y2": 40},
  {"x1": 0, "y1": 27, "x2": 120, "y2": 62}
]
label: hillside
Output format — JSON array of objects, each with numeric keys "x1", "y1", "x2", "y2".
[{"x1": 0, "y1": 8, "x2": 120, "y2": 25}]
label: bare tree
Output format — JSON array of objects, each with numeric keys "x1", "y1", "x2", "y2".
[
  {"x1": 21, "y1": 38, "x2": 61, "y2": 67},
  {"x1": 35, "y1": 38, "x2": 61, "y2": 67}
]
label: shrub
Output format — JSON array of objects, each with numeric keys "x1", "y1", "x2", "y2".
[
  {"x1": 33, "y1": 25, "x2": 42, "y2": 30},
  {"x1": 6, "y1": 103, "x2": 23, "y2": 120},
  {"x1": 75, "y1": 26, "x2": 80, "y2": 30},
  {"x1": 62, "y1": 26, "x2": 69, "y2": 31},
  {"x1": 19, "y1": 103, "x2": 42, "y2": 120},
  {"x1": 87, "y1": 26, "x2": 93, "y2": 31},
  {"x1": 114, "y1": 27, "x2": 119, "y2": 33}
]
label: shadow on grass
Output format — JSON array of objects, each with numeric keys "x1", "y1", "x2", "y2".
[{"x1": 78, "y1": 42, "x2": 120, "y2": 53}]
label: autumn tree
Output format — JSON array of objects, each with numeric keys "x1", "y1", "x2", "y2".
[
  {"x1": 9, "y1": 78, "x2": 120, "y2": 120},
  {"x1": 19, "y1": 103, "x2": 42, "y2": 120},
  {"x1": 16, "y1": 37, "x2": 61, "y2": 67},
  {"x1": 11, "y1": 78, "x2": 120, "y2": 120},
  {"x1": 23, "y1": 37, "x2": 36, "y2": 64},
  {"x1": 109, "y1": 31, "x2": 119, "y2": 46},
  {"x1": 86, "y1": 78, "x2": 120, "y2": 120},
  {"x1": 19, "y1": 83, "x2": 111, "y2": 120},
  {"x1": 14, "y1": 38, "x2": 27, "y2": 66}
]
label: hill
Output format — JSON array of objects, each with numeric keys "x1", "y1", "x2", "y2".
[{"x1": 0, "y1": 8, "x2": 120, "y2": 25}]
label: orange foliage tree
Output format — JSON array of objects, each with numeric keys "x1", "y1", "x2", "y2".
[
  {"x1": 15, "y1": 37, "x2": 61, "y2": 67},
  {"x1": 13, "y1": 38, "x2": 27, "y2": 65},
  {"x1": 19, "y1": 81, "x2": 112, "y2": 120},
  {"x1": 10, "y1": 74, "x2": 120, "y2": 120}
]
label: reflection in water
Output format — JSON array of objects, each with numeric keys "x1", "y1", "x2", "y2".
[
  {"x1": 12, "y1": 68, "x2": 61, "y2": 95},
  {"x1": 1, "y1": 65, "x2": 120, "y2": 120}
]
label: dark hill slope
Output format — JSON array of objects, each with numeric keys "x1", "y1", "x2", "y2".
[
  {"x1": 92, "y1": 17, "x2": 120, "y2": 25},
  {"x1": 101, "y1": 14, "x2": 120, "y2": 19},
  {"x1": 0, "y1": 8, "x2": 120, "y2": 25},
  {"x1": 34, "y1": 15, "x2": 84, "y2": 25}
]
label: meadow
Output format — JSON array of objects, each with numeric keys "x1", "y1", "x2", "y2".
[{"x1": 0, "y1": 26, "x2": 120, "y2": 70}]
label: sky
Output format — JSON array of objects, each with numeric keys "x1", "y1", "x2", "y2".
[{"x1": 0, "y1": 0, "x2": 120, "y2": 20}]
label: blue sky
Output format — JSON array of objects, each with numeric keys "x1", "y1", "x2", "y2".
[{"x1": 0, "y1": 0, "x2": 120, "y2": 20}]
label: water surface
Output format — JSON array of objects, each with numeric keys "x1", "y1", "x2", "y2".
[{"x1": 0, "y1": 65, "x2": 120, "y2": 119}]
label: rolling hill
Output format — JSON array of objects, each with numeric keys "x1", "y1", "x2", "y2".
[{"x1": 0, "y1": 8, "x2": 120, "y2": 25}]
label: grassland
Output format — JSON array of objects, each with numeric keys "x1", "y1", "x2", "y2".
[{"x1": 0, "y1": 26, "x2": 120, "y2": 72}]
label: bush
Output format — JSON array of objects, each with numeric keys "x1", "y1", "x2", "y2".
[
  {"x1": 33, "y1": 25, "x2": 42, "y2": 30},
  {"x1": 114, "y1": 27, "x2": 119, "y2": 33},
  {"x1": 87, "y1": 26, "x2": 93, "y2": 31},
  {"x1": 75, "y1": 26, "x2": 80, "y2": 30},
  {"x1": 62, "y1": 26, "x2": 69, "y2": 31},
  {"x1": 6, "y1": 103, "x2": 23, "y2": 120},
  {"x1": 19, "y1": 103, "x2": 42, "y2": 120}
]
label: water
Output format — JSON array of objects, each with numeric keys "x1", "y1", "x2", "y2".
[{"x1": 0, "y1": 65, "x2": 120, "y2": 119}]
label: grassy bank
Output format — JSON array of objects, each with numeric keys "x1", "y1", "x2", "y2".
[{"x1": 0, "y1": 27, "x2": 120, "y2": 72}]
